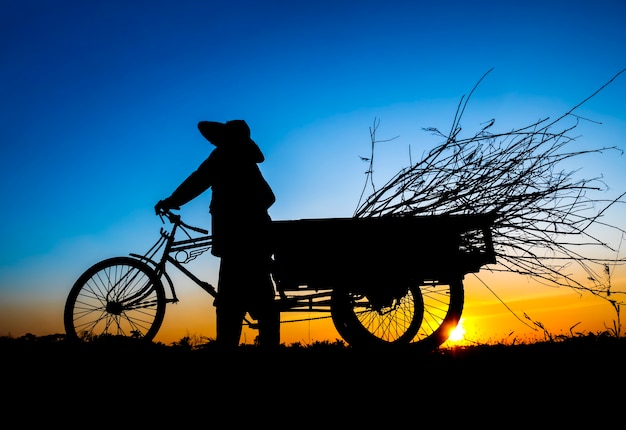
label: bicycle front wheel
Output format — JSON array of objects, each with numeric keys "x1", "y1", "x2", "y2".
[{"x1": 64, "y1": 256, "x2": 166, "y2": 342}]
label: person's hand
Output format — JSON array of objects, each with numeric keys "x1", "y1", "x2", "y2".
[{"x1": 154, "y1": 198, "x2": 179, "y2": 215}]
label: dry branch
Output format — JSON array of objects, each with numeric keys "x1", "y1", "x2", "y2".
[{"x1": 354, "y1": 68, "x2": 626, "y2": 311}]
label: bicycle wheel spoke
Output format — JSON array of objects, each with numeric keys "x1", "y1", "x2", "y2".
[
  {"x1": 332, "y1": 285, "x2": 423, "y2": 346},
  {"x1": 64, "y1": 257, "x2": 166, "y2": 342},
  {"x1": 331, "y1": 278, "x2": 462, "y2": 349}
]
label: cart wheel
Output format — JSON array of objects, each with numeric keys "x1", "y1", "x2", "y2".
[
  {"x1": 407, "y1": 278, "x2": 464, "y2": 351},
  {"x1": 331, "y1": 278, "x2": 464, "y2": 351},
  {"x1": 64, "y1": 256, "x2": 166, "y2": 342},
  {"x1": 330, "y1": 284, "x2": 424, "y2": 347}
]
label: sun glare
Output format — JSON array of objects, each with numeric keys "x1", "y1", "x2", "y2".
[{"x1": 448, "y1": 319, "x2": 466, "y2": 342}]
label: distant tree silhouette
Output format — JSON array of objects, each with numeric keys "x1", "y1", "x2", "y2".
[{"x1": 355, "y1": 68, "x2": 626, "y2": 334}]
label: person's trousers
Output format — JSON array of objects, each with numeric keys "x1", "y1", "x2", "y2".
[
  {"x1": 216, "y1": 303, "x2": 280, "y2": 348},
  {"x1": 215, "y1": 252, "x2": 279, "y2": 348}
]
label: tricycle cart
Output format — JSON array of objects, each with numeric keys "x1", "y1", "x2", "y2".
[
  {"x1": 271, "y1": 213, "x2": 495, "y2": 349},
  {"x1": 64, "y1": 211, "x2": 496, "y2": 350}
]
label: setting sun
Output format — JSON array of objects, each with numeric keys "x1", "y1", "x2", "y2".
[{"x1": 448, "y1": 319, "x2": 466, "y2": 342}]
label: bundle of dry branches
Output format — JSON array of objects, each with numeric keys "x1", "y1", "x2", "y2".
[{"x1": 354, "y1": 68, "x2": 626, "y2": 314}]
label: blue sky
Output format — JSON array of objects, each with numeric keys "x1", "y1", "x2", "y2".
[{"x1": 1, "y1": 0, "x2": 625, "y2": 342}]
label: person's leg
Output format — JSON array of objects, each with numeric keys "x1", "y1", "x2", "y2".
[
  {"x1": 217, "y1": 249, "x2": 279, "y2": 348},
  {"x1": 215, "y1": 305, "x2": 245, "y2": 348},
  {"x1": 244, "y1": 251, "x2": 280, "y2": 348},
  {"x1": 256, "y1": 302, "x2": 280, "y2": 348},
  {"x1": 215, "y1": 257, "x2": 246, "y2": 348}
]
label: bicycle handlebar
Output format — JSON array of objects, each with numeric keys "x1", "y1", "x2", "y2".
[{"x1": 157, "y1": 210, "x2": 209, "y2": 235}]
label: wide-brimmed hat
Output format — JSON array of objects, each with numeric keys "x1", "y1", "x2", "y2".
[{"x1": 197, "y1": 119, "x2": 253, "y2": 147}]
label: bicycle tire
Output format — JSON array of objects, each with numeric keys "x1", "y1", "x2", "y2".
[
  {"x1": 407, "y1": 278, "x2": 464, "y2": 351},
  {"x1": 331, "y1": 278, "x2": 464, "y2": 350},
  {"x1": 330, "y1": 283, "x2": 424, "y2": 347},
  {"x1": 64, "y1": 256, "x2": 166, "y2": 342}
]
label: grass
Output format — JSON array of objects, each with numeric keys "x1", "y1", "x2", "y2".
[{"x1": 2, "y1": 329, "x2": 624, "y2": 357}]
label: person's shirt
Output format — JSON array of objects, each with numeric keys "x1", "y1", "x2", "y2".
[{"x1": 167, "y1": 140, "x2": 274, "y2": 218}]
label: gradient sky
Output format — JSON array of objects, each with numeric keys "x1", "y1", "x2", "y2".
[{"x1": 1, "y1": 0, "x2": 625, "y2": 345}]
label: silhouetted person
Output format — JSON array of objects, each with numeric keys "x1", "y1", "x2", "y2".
[{"x1": 155, "y1": 119, "x2": 279, "y2": 349}]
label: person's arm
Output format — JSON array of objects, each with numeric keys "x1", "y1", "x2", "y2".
[{"x1": 155, "y1": 156, "x2": 214, "y2": 212}]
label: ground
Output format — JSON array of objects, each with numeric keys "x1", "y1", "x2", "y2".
[{"x1": 3, "y1": 334, "x2": 623, "y2": 424}]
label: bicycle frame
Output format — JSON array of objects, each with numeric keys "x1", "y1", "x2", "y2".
[
  {"x1": 137, "y1": 211, "x2": 337, "y2": 317},
  {"x1": 130, "y1": 212, "x2": 216, "y2": 304}
]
